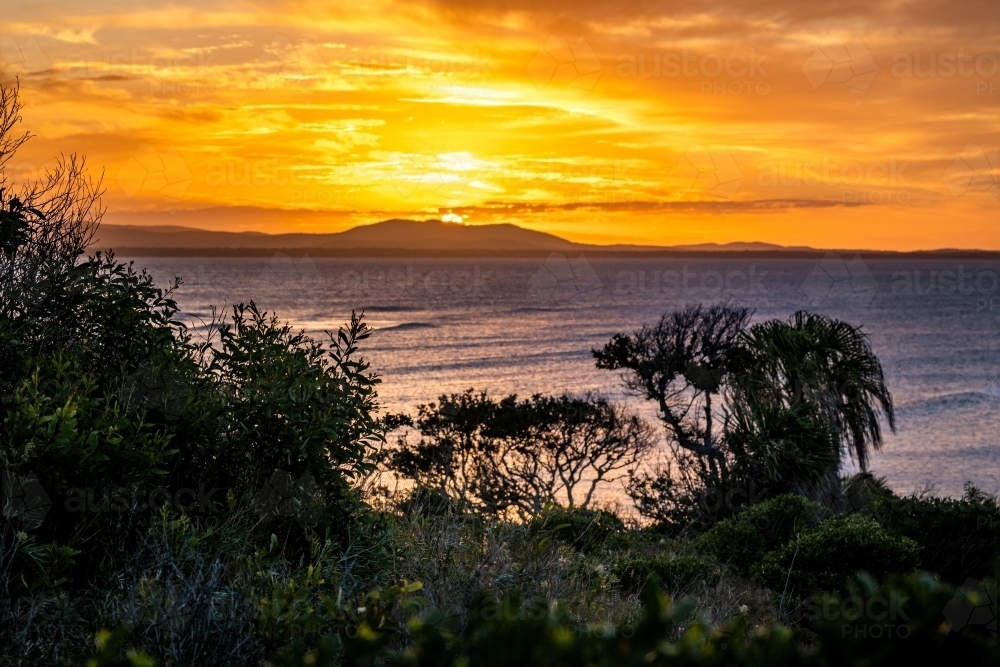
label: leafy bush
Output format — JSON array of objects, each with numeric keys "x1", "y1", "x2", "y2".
[
  {"x1": 612, "y1": 554, "x2": 719, "y2": 593},
  {"x1": 388, "y1": 390, "x2": 654, "y2": 516},
  {"x1": 802, "y1": 572, "x2": 1000, "y2": 665},
  {"x1": 528, "y1": 505, "x2": 625, "y2": 553},
  {"x1": 695, "y1": 494, "x2": 823, "y2": 574},
  {"x1": 203, "y1": 303, "x2": 383, "y2": 540},
  {"x1": 866, "y1": 485, "x2": 1000, "y2": 584},
  {"x1": 271, "y1": 574, "x2": 1000, "y2": 667},
  {"x1": 758, "y1": 515, "x2": 919, "y2": 594}
]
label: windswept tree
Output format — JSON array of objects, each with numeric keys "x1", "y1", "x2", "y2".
[
  {"x1": 481, "y1": 394, "x2": 657, "y2": 515},
  {"x1": 593, "y1": 303, "x2": 752, "y2": 492},
  {"x1": 595, "y1": 304, "x2": 895, "y2": 524},
  {"x1": 387, "y1": 390, "x2": 655, "y2": 516}
]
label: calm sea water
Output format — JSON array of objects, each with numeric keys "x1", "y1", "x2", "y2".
[{"x1": 131, "y1": 254, "x2": 1000, "y2": 498}]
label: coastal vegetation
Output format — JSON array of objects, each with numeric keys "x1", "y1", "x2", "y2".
[{"x1": 1, "y1": 83, "x2": 998, "y2": 665}]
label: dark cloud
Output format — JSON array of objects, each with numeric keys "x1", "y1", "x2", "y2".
[
  {"x1": 425, "y1": 0, "x2": 999, "y2": 31},
  {"x1": 444, "y1": 198, "x2": 871, "y2": 217}
]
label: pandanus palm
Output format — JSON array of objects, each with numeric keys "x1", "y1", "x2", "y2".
[{"x1": 731, "y1": 311, "x2": 895, "y2": 472}]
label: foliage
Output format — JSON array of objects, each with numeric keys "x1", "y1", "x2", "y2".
[
  {"x1": 594, "y1": 303, "x2": 751, "y2": 492},
  {"x1": 528, "y1": 505, "x2": 626, "y2": 553},
  {"x1": 84, "y1": 629, "x2": 154, "y2": 667},
  {"x1": 695, "y1": 494, "x2": 824, "y2": 575},
  {"x1": 725, "y1": 400, "x2": 838, "y2": 499},
  {"x1": 2, "y1": 83, "x2": 996, "y2": 666},
  {"x1": 204, "y1": 303, "x2": 383, "y2": 535},
  {"x1": 0, "y1": 84, "x2": 385, "y2": 586},
  {"x1": 601, "y1": 305, "x2": 895, "y2": 524},
  {"x1": 0, "y1": 83, "x2": 103, "y2": 326},
  {"x1": 757, "y1": 516, "x2": 920, "y2": 595},
  {"x1": 109, "y1": 513, "x2": 261, "y2": 667},
  {"x1": 612, "y1": 554, "x2": 718, "y2": 593},
  {"x1": 394, "y1": 485, "x2": 461, "y2": 518},
  {"x1": 388, "y1": 390, "x2": 654, "y2": 516},
  {"x1": 260, "y1": 568, "x2": 426, "y2": 667},
  {"x1": 866, "y1": 484, "x2": 1000, "y2": 584},
  {"x1": 805, "y1": 572, "x2": 1000, "y2": 665},
  {"x1": 731, "y1": 312, "x2": 895, "y2": 473},
  {"x1": 264, "y1": 573, "x2": 1000, "y2": 667}
]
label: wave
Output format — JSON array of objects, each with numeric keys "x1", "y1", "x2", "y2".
[
  {"x1": 377, "y1": 322, "x2": 437, "y2": 332},
  {"x1": 509, "y1": 306, "x2": 557, "y2": 313},
  {"x1": 896, "y1": 388, "x2": 1000, "y2": 417},
  {"x1": 356, "y1": 305, "x2": 420, "y2": 313}
]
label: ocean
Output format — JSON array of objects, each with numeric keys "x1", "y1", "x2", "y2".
[{"x1": 132, "y1": 253, "x2": 1000, "y2": 499}]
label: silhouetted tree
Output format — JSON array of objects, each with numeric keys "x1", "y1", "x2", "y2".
[
  {"x1": 596, "y1": 304, "x2": 895, "y2": 525},
  {"x1": 387, "y1": 390, "x2": 655, "y2": 516},
  {"x1": 593, "y1": 303, "x2": 751, "y2": 491}
]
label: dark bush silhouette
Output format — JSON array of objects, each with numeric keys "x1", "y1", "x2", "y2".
[
  {"x1": 757, "y1": 515, "x2": 920, "y2": 595},
  {"x1": 866, "y1": 484, "x2": 1000, "y2": 584},
  {"x1": 695, "y1": 494, "x2": 824, "y2": 575},
  {"x1": 388, "y1": 390, "x2": 655, "y2": 516}
]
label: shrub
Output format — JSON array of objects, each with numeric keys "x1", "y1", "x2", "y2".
[
  {"x1": 204, "y1": 303, "x2": 383, "y2": 541},
  {"x1": 1, "y1": 83, "x2": 388, "y2": 595},
  {"x1": 387, "y1": 390, "x2": 654, "y2": 517},
  {"x1": 107, "y1": 514, "x2": 262, "y2": 667},
  {"x1": 757, "y1": 516, "x2": 919, "y2": 594},
  {"x1": 528, "y1": 505, "x2": 625, "y2": 553},
  {"x1": 275, "y1": 574, "x2": 1000, "y2": 667},
  {"x1": 695, "y1": 494, "x2": 823, "y2": 574},
  {"x1": 866, "y1": 484, "x2": 1000, "y2": 584},
  {"x1": 612, "y1": 554, "x2": 719, "y2": 593}
]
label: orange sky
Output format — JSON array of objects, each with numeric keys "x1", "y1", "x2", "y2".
[{"x1": 1, "y1": 0, "x2": 998, "y2": 249}]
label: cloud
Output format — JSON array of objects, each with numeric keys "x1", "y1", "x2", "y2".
[
  {"x1": 443, "y1": 198, "x2": 870, "y2": 218},
  {"x1": 2, "y1": 0, "x2": 997, "y2": 249}
]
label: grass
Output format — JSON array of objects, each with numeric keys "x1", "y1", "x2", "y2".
[{"x1": 3, "y1": 483, "x2": 997, "y2": 665}]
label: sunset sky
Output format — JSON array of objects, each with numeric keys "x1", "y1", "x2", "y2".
[{"x1": 1, "y1": 0, "x2": 998, "y2": 249}]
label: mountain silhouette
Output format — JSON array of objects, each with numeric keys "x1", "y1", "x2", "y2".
[
  {"x1": 89, "y1": 217, "x2": 998, "y2": 258},
  {"x1": 91, "y1": 218, "x2": 797, "y2": 253}
]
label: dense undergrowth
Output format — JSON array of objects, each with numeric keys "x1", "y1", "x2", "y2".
[{"x1": 1, "y1": 82, "x2": 998, "y2": 665}]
